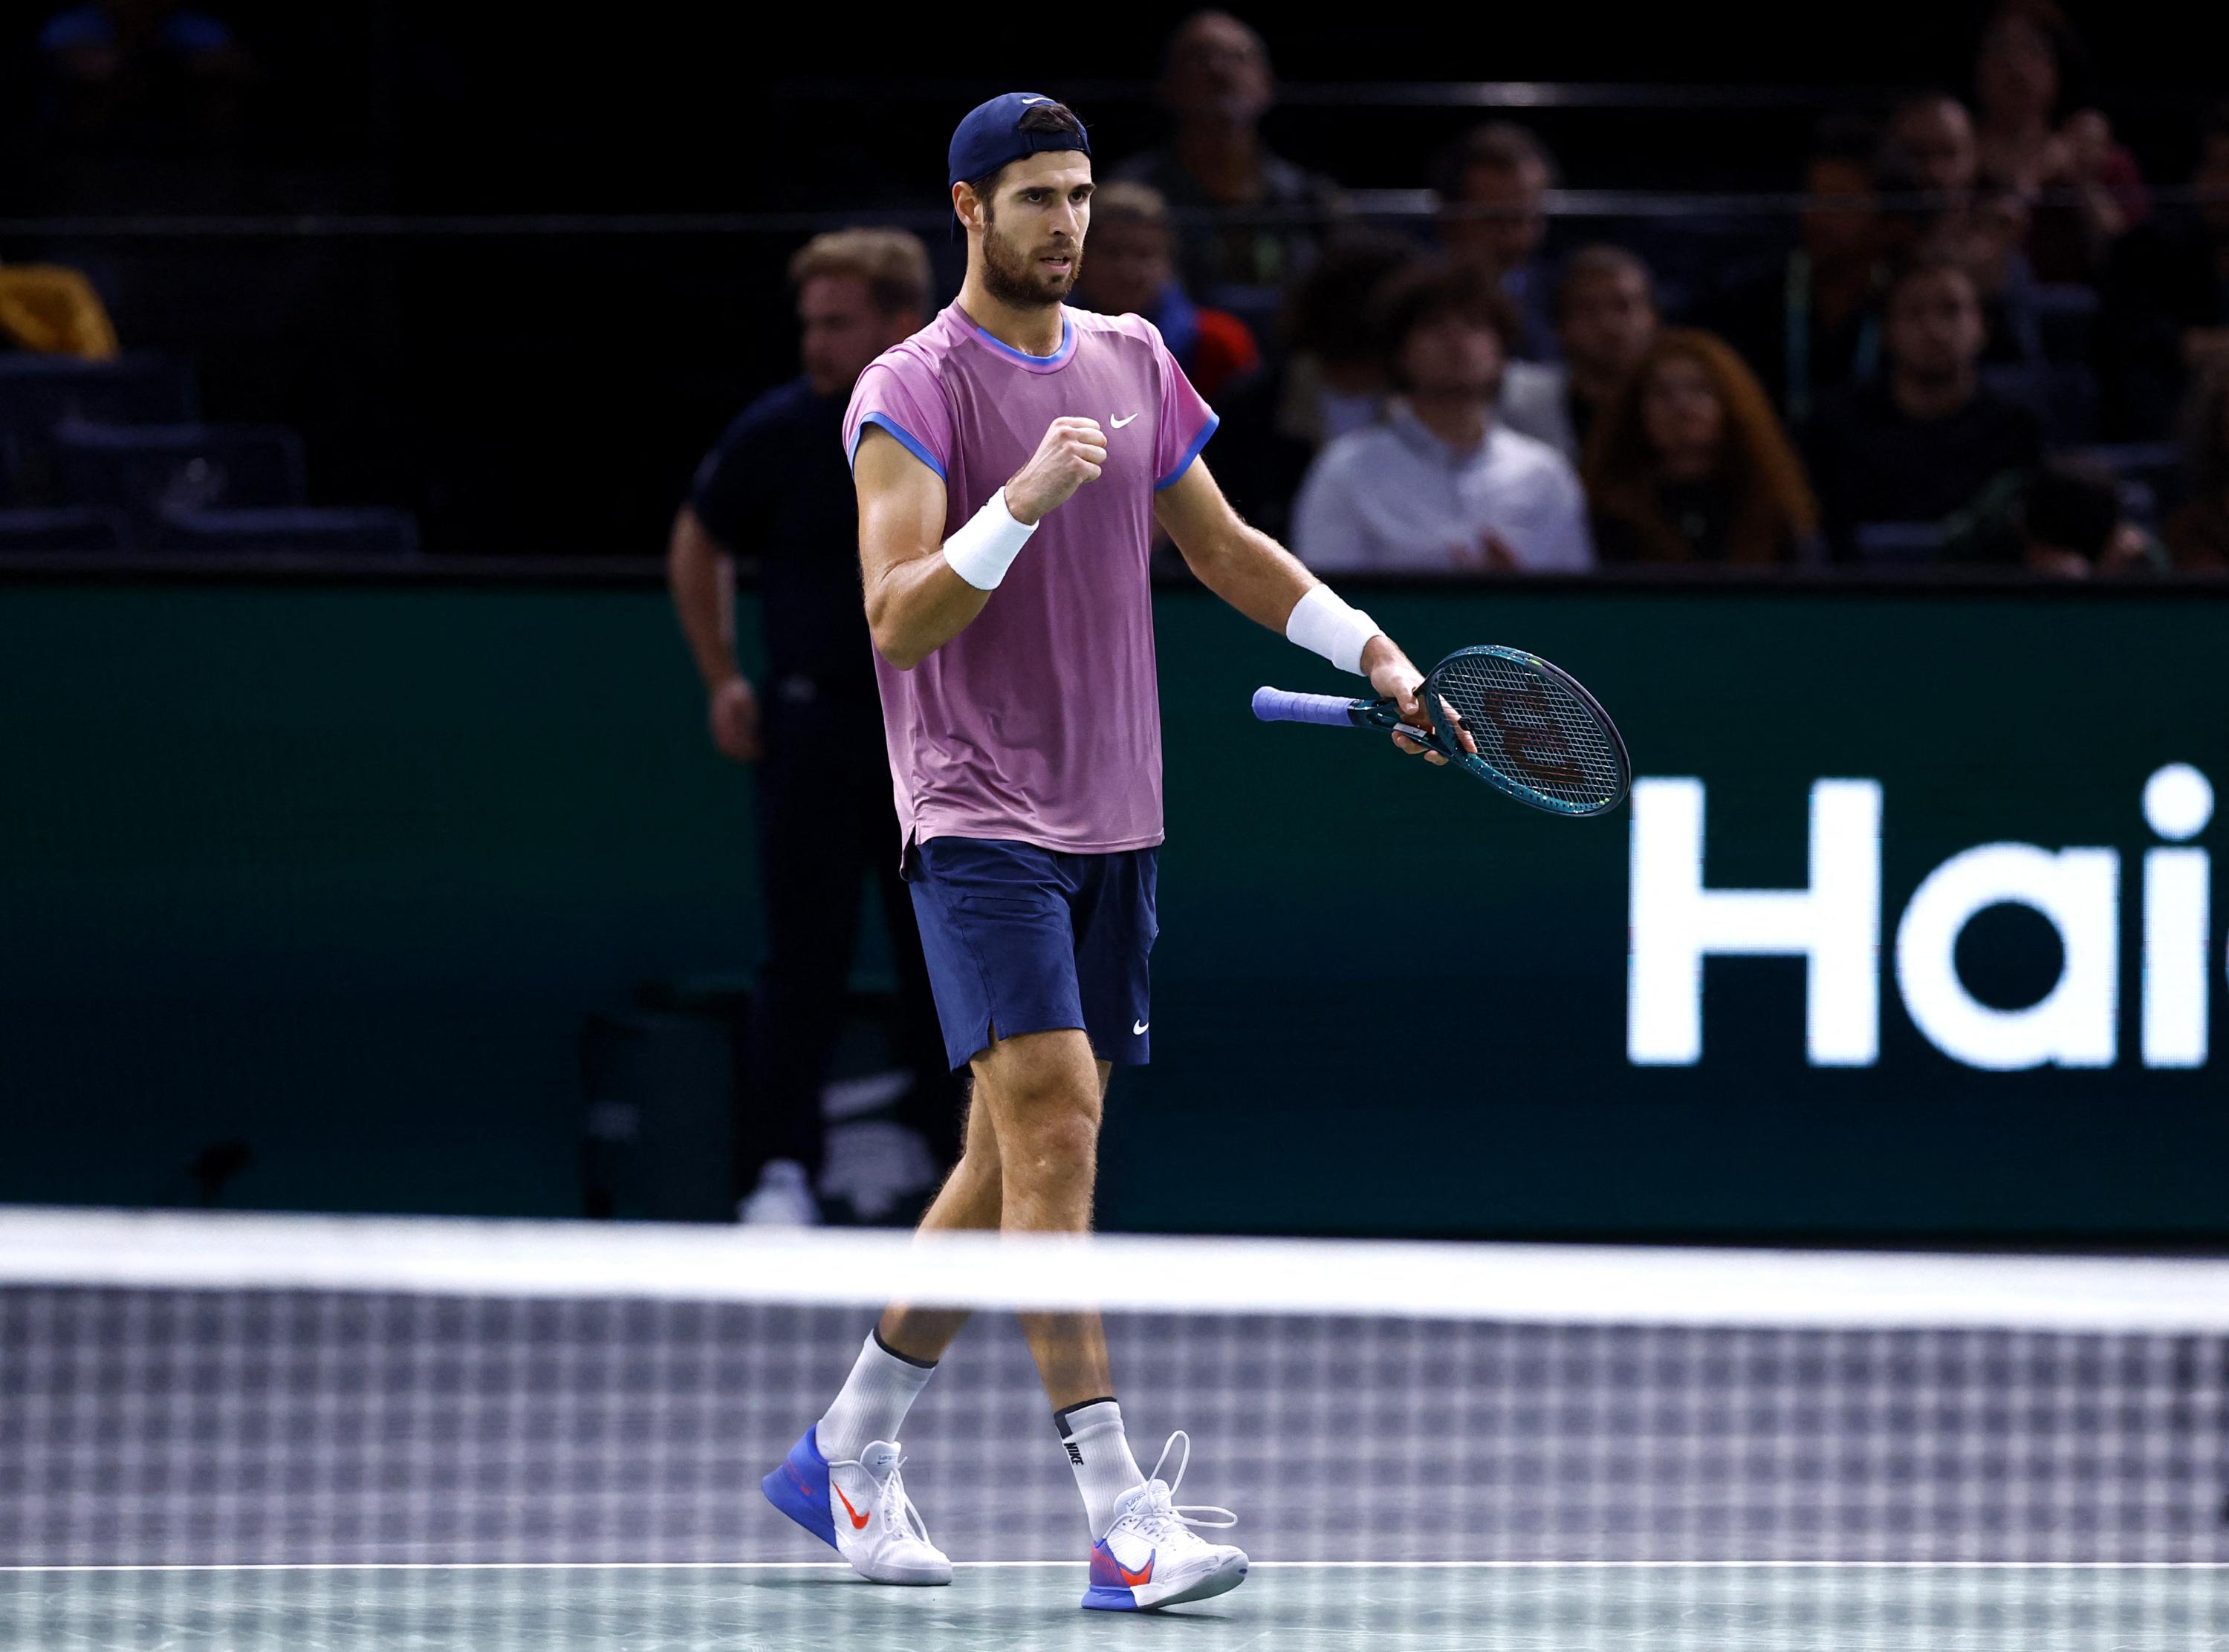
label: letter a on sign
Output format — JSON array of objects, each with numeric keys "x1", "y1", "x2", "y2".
[{"x1": 1894, "y1": 844, "x2": 2118, "y2": 1070}]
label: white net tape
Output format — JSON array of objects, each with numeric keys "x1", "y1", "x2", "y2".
[{"x1": 2, "y1": 1210, "x2": 2225, "y2": 1648}]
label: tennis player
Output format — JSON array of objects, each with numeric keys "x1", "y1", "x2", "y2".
[{"x1": 763, "y1": 92, "x2": 1457, "y2": 1613}]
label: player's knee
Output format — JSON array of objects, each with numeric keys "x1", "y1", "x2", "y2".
[{"x1": 1004, "y1": 1102, "x2": 1100, "y2": 1183}]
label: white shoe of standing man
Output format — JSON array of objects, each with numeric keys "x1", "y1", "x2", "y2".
[{"x1": 737, "y1": 1158, "x2": 820, "y2": 1226}]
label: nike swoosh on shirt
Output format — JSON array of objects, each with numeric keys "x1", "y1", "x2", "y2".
[
  {"x1": 1132, "y1": 1019, "x2": 1149, "y2": 1035},
  {"x1": 1111, "y1": 413, "x2": 1140, "y2": 428}
]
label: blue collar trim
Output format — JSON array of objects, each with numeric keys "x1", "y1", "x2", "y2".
[{"x1": 968, "y1": 312, "x2": 1076, "y2": 371}]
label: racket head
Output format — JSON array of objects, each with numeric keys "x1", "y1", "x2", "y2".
[{"x1": 1420, "y1": 645, "x2": 1631, "y2": 817}]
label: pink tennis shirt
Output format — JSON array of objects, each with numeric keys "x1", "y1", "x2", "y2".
[{"x1": 843, "y1": 303, "x2": 1218, "y2": 854}]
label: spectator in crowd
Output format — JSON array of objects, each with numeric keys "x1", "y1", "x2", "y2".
[
  {"x1": 1071, "y1": 181, "x2": 1260, "y2": 400},
  {"x1": 2015, "y1": 461, "x2": 2161, "y2": 576},
  {"x1": 666, "y1": 229, "x2": 959, "y2": 1226},
  {"x1": 36, "y1": 0, "x2": 249, "y2": 153},
  {"x1": 1699, "y1": 117, "x2": 1888, "y2": 426},
  {"x1": 1939, "y1": 457, "x2": 2164, "y2": 576},
  {"x1": 2165, "y1": 369, "x2": 2229, "y2": 570},
  {"x1": 1885, "y1": 91, "x2": 1982, "y2": 201},
  {"x1": 1435, "y1": 122, "x2": 1560, "y2": 361},
  {"x1": 1876, "y1": 113, "x2": 2045, "y2": 372},
  {"x1": 1292, "y1": 261, "x2": 1589, "y2": 573},
  {"x1": 2099, "y1": 101, "x2": 2229, "y2": 439},
  {"x1": 1584, "y1": 329, "x2": 1821, "y2": 565},
  {"x1": 1501, "y1": 245, "x2": 1660, "y2": 464},
  {"x1": 1970, "y1": 0, "x2": 2147, "y2": 282},
  {"x1": 1210, "y1": 229, "x2": 1416, "y2": 540},
  {"x1": 1114, "y1": 10, "x2": 1340, "y2": 302},
  {"x1": 1806, "y1": 250, "x2": 2043, "y2": 558}
]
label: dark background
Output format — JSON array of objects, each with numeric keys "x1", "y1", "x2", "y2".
[{"x1": 1, "y1": 2, "x2": 2224, "y2": 558}]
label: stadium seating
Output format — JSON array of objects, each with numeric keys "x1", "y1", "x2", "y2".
[
  {"x1": 53, "y1": 421, "x2": 308, "y2": 544},
  {"x1": 153, "y1": 507, "x2": 421, "y2": 557},
  {"x1": 1851, "y1": 521, "x2": 1945, "y2": 565},
  {"x1": 1979, "y1": 362, "x2": 2101, "y2": 447},
  {"x1": 0, "y1": 506, "x2": 131, "y2": 553},
  {"x1": 2056, "y1": 441, "x2": 2186, "y2": 527},
  {"x1": 0, "y1": 355, "x2": 197, "y2": 452}
]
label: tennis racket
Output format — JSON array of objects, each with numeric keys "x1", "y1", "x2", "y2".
[{"x1": 1251, "y1": 645, "x2": 1632, "y2": 817}]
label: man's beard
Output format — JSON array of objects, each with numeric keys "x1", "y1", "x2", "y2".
[{"x1": 980, "y1": 220, "x2": 1079, "y2": 309}]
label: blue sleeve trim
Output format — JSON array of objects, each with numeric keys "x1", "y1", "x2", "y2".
[
  {"x1": 849, "y1": 412, "x2": 946, "y2": 481},
  {"x1": 1154, "y1": 412, "x2": 1220, "y2": 492}
]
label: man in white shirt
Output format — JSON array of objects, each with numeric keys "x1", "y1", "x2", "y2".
[{"x1": 1294, "y1": 261, "x2": 1593, "y2": 573}]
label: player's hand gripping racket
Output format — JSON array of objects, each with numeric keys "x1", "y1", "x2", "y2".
[{"x1": 1252, "y1": 645, "x2": 1632, "y2": 817}]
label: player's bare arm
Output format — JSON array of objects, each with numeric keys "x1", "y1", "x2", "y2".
[
  {"x1": 856, "y1": 414, "x2": 1106, "y2": 669},
  {"x1": 1152, "y1": 456, "x2": 1475, "y2": 767},
  {"x1": 853, "y1": 427, "x2": 992, "y2": 671}
]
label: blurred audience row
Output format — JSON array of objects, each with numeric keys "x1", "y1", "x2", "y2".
[
  {"x1": 9, "y1": 0, "x2": 2227, "y2": 573},
  {"x1": 1057, "y1": 4, "x2": 2229, "y2": 576}
]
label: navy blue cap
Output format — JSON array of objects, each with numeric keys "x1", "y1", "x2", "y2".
[{"x1": 947, "y1": 93, "x2": 1089, "y2": 234}]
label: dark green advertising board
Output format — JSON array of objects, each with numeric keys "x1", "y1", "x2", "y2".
[{"x1": 2, "y1": 573, "x2": 2224, "y2": 1241}]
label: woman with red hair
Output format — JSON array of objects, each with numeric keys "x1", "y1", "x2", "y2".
[{"x1": 1583, "y1": 329, "x2": 1821, "y2": 565}]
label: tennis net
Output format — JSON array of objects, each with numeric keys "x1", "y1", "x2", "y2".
[{"x1": 2, "y1": 1208, "x2": 2226, "y2": 1648}]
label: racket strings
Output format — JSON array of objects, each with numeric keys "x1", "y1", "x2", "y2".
[{"x1": 1430, "y1": 652, "x2": 1626, "y2": 810}]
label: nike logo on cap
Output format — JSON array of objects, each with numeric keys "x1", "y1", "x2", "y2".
[
  {"x1": 1111, "y1": 413, "x2": 1139, "y2": 428},
  {"x1": 1132, "y1": 1019, "x2": 1149, "y2": 1035}
]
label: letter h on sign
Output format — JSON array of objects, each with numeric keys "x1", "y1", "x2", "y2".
[{"x1": 1627, "y1": 778, "x2": 1884, "y2": 1067}]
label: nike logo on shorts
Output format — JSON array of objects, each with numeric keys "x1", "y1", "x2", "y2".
[
  {"x1": 1111, "y1": 413, "x2": 1139, "y2": 428},
  {"x1": 1133, "y1": 1019, "x2": 1149, "y2": 1035}
]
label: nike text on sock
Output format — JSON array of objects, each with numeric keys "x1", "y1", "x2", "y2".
[
  {"x1": 817, "y1": 1332, "x2": 936, "y2": 1463},
  {"x1": 1054, "y1": 1396, "x2": 1146, "y2": 1541}
]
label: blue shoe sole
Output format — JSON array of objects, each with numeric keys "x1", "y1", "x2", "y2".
[
  {"x1": 761, "y1": 1427, "x2": 838, "y2": 1550},
  {"x1": 1080, "y1": 1584, "x2": 1138, "y2": 1611}
]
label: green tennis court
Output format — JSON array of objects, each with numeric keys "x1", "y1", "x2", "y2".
[{"x1": 7, "y1": 1563, "x2": 2225, "y2": 1651}]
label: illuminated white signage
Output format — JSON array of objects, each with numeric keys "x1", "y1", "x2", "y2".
[{"x1": 1626, "y1": 766, "x2": 2214, "y2": 1071}]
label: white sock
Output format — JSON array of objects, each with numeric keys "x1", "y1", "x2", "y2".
[
  {"x1": 816, "y1": 1332, "x2": 935, "y2": 1463},
  {"x1": 1056, "y1": 1397, "x2": 1146, "y2": 1540}
]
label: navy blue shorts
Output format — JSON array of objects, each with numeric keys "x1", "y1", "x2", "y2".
[{"x1": 903, "y1": 836, "x2": 1158, "y2": 1070}]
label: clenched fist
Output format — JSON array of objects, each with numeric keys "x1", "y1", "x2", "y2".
[{"x1": 1005, "y1": 417, "x2": 1107, "y2": 524}]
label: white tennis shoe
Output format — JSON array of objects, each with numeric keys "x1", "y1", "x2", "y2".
[
  {"x1": 1080, "y1": 1432, "x2": 1249, "y2": 1611},
  {"x1": 762, "y1": 1427, "x2": 951, "y2": 1585}
]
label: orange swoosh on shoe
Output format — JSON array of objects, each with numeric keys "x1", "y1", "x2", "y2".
[
  {"x1": 834, "y1": 1484, "x2": 870, "y2": 1531},
  {"x1": 1119, "y1": 1552, "x2": 1153, "y2": 1587}
]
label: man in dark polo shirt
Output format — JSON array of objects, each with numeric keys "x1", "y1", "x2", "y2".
[
  {"x1": 1807, "y1": 247, "x2": 2043, "y2": 561},
  {"x1": 666, "y1": 228, "x2": 958, "y2": 1224}
]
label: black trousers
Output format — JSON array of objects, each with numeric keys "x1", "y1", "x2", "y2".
[{"x1": 735, "y1": 695, "x2": 960, "y2": 1192}]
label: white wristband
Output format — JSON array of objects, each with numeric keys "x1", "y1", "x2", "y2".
[
  {"x1": 941, "y1": 487, "x2": 1038, "y2": 591},
  {"x1": 1285, "y1": 583, "x2": 1383, "y2": 675}
]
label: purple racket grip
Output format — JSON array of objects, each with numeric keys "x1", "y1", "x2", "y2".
[{"x1": 1251, "y1": 686, "x2": 1363, "y2": 727}]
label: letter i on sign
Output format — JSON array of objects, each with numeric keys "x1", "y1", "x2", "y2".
[{"x1": 2142, "y1": 764, "x2": 2213, "y2": 1069}]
